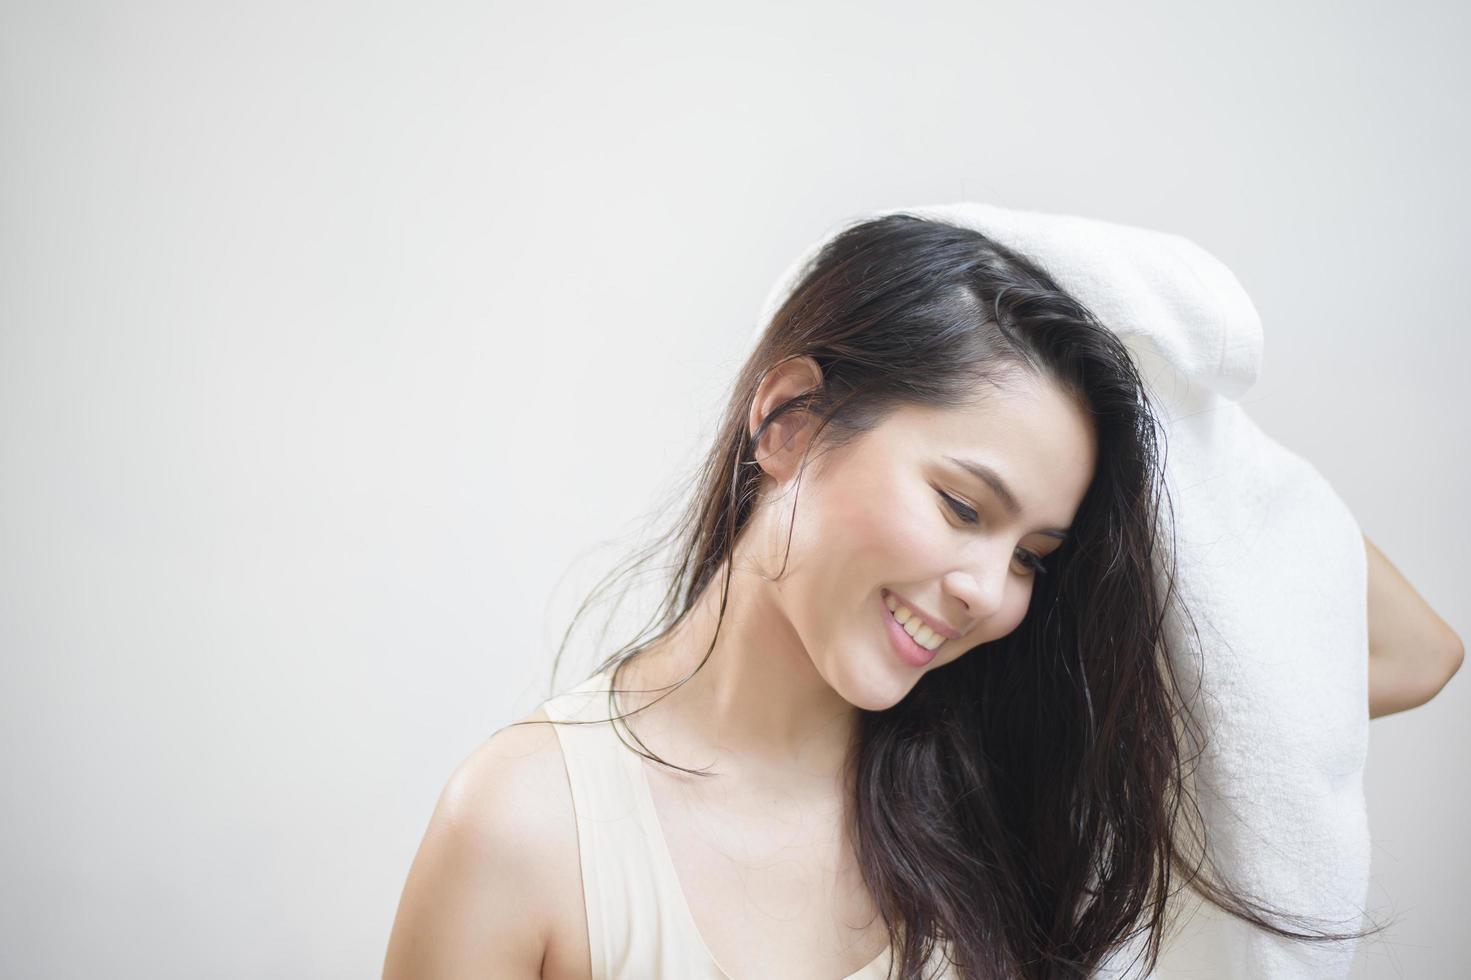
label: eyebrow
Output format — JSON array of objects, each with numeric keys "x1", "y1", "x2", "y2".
[{"x1": 943, "y1": 455, "x2": 1071, "y2": 540}]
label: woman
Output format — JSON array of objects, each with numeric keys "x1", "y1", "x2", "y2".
[{"x1": 384, "y1": 214, "x2": 1460, "y2": 979}]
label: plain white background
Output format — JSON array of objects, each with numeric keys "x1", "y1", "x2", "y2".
[{"x1": 2, "y1": 1, "x2": 1465, "y2": 977}]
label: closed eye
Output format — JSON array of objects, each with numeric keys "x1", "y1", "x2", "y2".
[
  {"x1": 937, "y1": 490, "x2": 1049, "y2": 577},
  {"x1": 938, "y1": 489, "x2": 979, "y2": 524}
]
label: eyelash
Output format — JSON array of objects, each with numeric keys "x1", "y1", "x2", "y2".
[{"x1": 937, "y1": 491, "x2": 1049, "y2": 577}]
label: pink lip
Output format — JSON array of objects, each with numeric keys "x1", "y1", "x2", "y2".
[
  {"x1": 881, "y1": 592, "x2": 939, "y2": 667},
  {"x1": 881, "y1": 589, "x2": 961, "y2": 640}
]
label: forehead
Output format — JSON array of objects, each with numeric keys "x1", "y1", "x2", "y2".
[{"x1": 886, "y1": 374, "x2": 1087, "y2": 446}]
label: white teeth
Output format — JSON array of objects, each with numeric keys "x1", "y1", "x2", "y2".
[{"x1": 885, "y1": 594, "x2": 945, "y2": 651}]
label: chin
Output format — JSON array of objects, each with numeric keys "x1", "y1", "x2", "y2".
[{"x1": 832, "y1": 663, "x2": 916, "y2": 713}]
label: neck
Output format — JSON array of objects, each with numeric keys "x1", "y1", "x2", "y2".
[{"x1": 614, "y1": 557, "x2": 859, "y2": 783}]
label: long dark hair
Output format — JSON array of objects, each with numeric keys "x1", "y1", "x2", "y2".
[{"x1": 514, "y1": 213, "x2": 1387, "y2": 978}]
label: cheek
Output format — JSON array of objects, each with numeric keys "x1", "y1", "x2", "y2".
[
  {"x1": 997, "y1": 598, "x2": 1030, "y2": 639},
  {"x1": 820, "y1": 473, "x2": 940, "y2": 570},
  {"x1": 966, "y1": 591, "x2": 1032, "y2": 650}
]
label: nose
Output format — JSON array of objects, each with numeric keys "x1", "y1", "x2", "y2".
[{"x1": 943, "y1": 557, "x2": 1009, "y2": 625}]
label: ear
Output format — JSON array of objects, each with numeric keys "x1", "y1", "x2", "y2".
[{"x1": 748, "y1": 355, "x2": 824, "y2": 486}]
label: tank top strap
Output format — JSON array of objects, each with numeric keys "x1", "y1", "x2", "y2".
[{"x1": 541, "y1": 666, "x2": 725, "y2": 978}]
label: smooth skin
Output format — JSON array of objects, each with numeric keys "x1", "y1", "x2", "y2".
[
  {"x1": 1364, "y1": 533, "x2": 1463, "y2": 718},
  {"x1": 381, "y1": 705, "x2": 581, "y2": 980},
  {"x1": 382, "y1": 407, "x2": 1462, "y2": 979},
  {"x1": 384, "y1": 360, "x2": 1096, "y2": 980},
  {"x1": 382, "y1": 535, "x2": 1465, "y2": 979}
]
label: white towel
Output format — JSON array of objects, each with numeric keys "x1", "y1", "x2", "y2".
[{"x1": 754, "y1": 202, "x2": 1372, "y2": 978}]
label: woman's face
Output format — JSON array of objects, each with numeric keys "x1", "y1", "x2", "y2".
[{"x1": 754, "y1": 363, "x2": 1097, "y2": 711}]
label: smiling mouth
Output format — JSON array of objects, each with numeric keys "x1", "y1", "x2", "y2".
[
  {"x1": 882, "y1": 590, "x2": 952, "y2": 650},
  {"x1": 882, "y1": 593, "x2": 942, "y2": 667}
]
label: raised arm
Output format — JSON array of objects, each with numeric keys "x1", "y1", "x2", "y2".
[{"x1": 1365, "y1": 533, "x2": 1464, "y2": 718}]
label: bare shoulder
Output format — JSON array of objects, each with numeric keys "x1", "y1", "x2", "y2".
[
  {"x1": 443, "y1": 706, "x2": 575, "y2": 835},
  {"x1": 383, "y1": 707, "x2": 588, "y2": 980}
]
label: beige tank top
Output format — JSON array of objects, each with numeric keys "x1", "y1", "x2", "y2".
[{"x1": 541, "y1": 666, "x2": 960, "y2": 980}]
